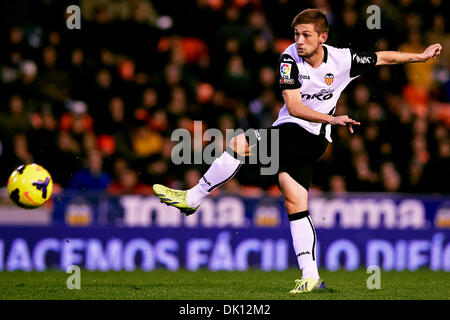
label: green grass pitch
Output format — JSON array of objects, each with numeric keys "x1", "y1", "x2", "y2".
[{"x1": 0, "y1": 269, "x2": 448, "y2": 300}]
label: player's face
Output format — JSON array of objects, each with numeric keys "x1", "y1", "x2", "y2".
[{"x1": 294, "y1": 24, "x2": 323, "y2": 58}]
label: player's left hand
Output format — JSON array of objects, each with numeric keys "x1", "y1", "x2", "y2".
[
  {"x1": 420, "y1": 44, "x2": 442, "y2": 61},
  {"x1": 329, "y1": 115, "x2": 360, "y2": 134}
]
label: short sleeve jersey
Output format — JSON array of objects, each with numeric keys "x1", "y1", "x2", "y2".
[{"x1": 274, "y1": 43, "x2": 377, "y2": 142}]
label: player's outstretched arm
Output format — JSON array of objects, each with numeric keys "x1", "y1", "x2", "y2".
[{"x1": 375, "y1": 43, "x2": 442, "y2": 66}]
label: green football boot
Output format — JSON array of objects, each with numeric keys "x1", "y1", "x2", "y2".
[
  {"x1": 289, "y1": 278, "x2": 326, "y2": 295},
  {"x1": 153, "y1": 184, "x2": 199, "y2": 216}
]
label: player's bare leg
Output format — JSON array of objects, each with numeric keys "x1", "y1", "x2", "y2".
[
  {"x1": 278, "y1": 172, "x2": 308, "y2": 213},
  {"x1": 279, "y1": 172, "x2": 325, "y2": 293},
  {"x1": 153, "y1": 133, "x2": 249, "y2": 215}
]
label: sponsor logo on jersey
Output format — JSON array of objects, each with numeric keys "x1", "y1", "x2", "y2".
[
  {"x1": 299, "y1": 74, "x2": 310, "y2": 80},
  {"x1": 280, "y1": 63, "x2": 292, "y2": 78},
  {"x1": 301, "y1": 88, "x2": 334, "y2": 101},
  {"x1": 324, "y1": 73, "x2": 334, "y2": 85}
]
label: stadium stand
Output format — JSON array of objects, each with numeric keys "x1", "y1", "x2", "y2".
[{"x1": 0, "y1": 0, "x2": 449, "y2": 197}]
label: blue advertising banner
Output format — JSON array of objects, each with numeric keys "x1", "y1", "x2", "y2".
[
  {"x1": 0, "y1": 227, "x2": 449, "y2": 272},
  {"x1": 51, "y1": 192, "x2": 450, "y2": 229}
]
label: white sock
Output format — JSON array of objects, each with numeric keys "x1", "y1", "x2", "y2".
[
  {"x1": 186, "y1": 151, "x2": 242, "y2": 207},
  {"x1": 289, "y1": 211, "x2": 320, "y2": 279}
]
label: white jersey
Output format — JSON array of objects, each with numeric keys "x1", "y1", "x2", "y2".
[{"x1": 273, "y1": 43, "x2": 377, "y2": 142}]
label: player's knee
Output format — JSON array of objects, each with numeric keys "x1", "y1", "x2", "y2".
[{"x1": 284, "y1": 196, "x2": 308, "y2": 214}]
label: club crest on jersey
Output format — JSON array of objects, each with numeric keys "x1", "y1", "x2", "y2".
[
  {"x1": 280, "y1": 63, "x2": 292, "y2": 78},
  {"x1": 324, "y1": 73, "x2": 334, "y2": 85}
]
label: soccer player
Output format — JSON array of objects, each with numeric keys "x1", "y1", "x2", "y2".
[{"x1": 153, "y1": 9, "x2": 442, "y2": 294}]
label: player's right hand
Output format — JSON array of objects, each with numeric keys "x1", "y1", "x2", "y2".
[{"x1": 329, "y1": 115, "x2": 360, "y2": 134}]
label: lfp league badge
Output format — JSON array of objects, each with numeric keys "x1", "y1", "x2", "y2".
[{"x1": 280, "y1": 63, "x2": 292, "y2": 78}]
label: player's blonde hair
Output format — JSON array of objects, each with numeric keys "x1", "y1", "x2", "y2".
[{"x1": 291, "y1": 9, "x2": 329, "y2": 35}]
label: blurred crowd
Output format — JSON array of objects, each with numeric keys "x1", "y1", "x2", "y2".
[{"x1": 0, "y1": 0, "x2": 449, "y2": 197}]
